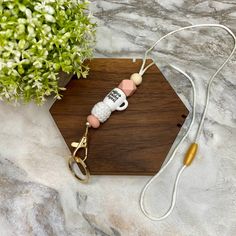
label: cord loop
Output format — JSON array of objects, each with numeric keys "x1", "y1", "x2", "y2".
[{"x1": 139, "y1": 24, "x2": 236, "y2": 221}]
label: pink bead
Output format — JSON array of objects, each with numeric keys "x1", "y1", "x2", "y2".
[
  {"x1": 118, "y1": 79, "x2": 137, "y2": 97},
  {"x1": 87, "y1": 115, "x2": 100, "y2": 128}
]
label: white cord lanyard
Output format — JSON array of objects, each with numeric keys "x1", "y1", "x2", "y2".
[
  {"x1": 68, "y1": 23, "x2": 236, "y2": 218},
  {"x1": 139, "y1": 24, "x2": 236, "y2": 221}
]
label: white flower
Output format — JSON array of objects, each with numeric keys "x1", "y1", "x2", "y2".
[
  {"x1": 6, "y1": 61, "x2": 13, "y2": 68},
  {"x1": 34, "y1": 2, "x2": 55, "y2": 15},
  {"x1": 33, "y1": 61, "x2": 42, "y2": 68},
  {"x1": 45, "y1": 14, "x2": 55, "y2": 23},
  {"x1": 27, "y1": 25, "x2": 35, "y2": 35},
  {"x1": 42, "y1": 25, "x2": 51, "y2": 34},
  {"x1": 45, "y1": 5, "x2": 55, "y2": 15},
  {"x1": 25, "y1": 9, "x2": 32, "y2": 18},
  {"x1": 32, "y1": 81, "x2": 43, "y2": 89}
]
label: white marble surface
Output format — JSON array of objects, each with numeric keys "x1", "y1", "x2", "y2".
[{"x1": 1, "y1": 0, "x2": 236, "y2": 235}]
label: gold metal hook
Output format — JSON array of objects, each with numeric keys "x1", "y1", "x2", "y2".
[{"x1": 68, "y1": 122, "x2": 90, "y2": 183}]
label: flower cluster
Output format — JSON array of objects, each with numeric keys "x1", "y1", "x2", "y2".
[{"x1": 0, "y1": 0, "x2": 96, "y2": 103}]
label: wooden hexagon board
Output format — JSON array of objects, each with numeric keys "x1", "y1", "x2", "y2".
[{"x1": 50, "y1": 58, "x2": 188, "y2": 175}]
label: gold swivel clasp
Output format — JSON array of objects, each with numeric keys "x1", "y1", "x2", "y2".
[{"x1": 68, "y1": 122, "x2": 90, "y2": 183}]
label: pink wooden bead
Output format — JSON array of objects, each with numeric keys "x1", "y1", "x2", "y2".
[
  {"x1": 87, "y1": 115, "x2": 100, "y2": 128},
  {"x1": 118, "y1": 79, "x2": 137, "y2": 97}
]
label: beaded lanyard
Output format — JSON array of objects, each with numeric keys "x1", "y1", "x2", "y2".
[{"x1": 68, "y1": 24, "x2": 236, "y2": 220}]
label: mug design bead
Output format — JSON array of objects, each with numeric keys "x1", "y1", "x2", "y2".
[{"x1": 103, "y1": 88, "x2": 128, "y2": 111}]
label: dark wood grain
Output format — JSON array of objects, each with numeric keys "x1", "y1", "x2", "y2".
[{"x1": 50, "y1": 58, "x2": 188, "y2": 175}]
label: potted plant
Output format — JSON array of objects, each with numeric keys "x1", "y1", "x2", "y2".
[{"x1": 0, "y1": 0, "x2": 96, "y2": 104}]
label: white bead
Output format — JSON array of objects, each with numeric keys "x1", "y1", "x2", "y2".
[
  {"x1": 130, "y1": 73, "x2": 142, "y2": 86},
  {"x1": 91, "y1": 101, "x2": 111, "y2": 123},
  {"x1": 103, "y1": 88, "x2": 128, "y2": 111},
  {"x1": 91, "y1": 87, "x2": 130, "y2": 124}
]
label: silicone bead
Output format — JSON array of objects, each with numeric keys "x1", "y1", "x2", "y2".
[
  {"x1": 130, "y1": 73, "x2": 142, "y2": 86},
  {"x1": 103, "y1": 88, "x2": 128, "y2": 112},
  {"x1": 118, "y1": 79, "x2": 137, "y2": 97},
  {"x1": 87, "y1": 115, "x2": 100, "y2": 128}
]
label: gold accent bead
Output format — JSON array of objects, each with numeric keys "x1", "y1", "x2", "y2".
[{"x1": 184, "y1": 143, "x2": 198, "y2": 166}]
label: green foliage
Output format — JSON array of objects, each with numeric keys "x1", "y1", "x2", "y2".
[{"x1": 0, "y1": 0, "x2": 96, "y2": 104}]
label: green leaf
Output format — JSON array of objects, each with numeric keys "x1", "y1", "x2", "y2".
[
  {"x1": 18, "y1": 39, "x2": 26, "y2": 49},
  {"x1": 18, "y1": 4, "x2": 26, "y2": 12}
]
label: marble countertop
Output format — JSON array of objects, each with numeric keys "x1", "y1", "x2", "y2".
[{"x1": 0, "y1": 0, "x2": 236, "y2": 235}]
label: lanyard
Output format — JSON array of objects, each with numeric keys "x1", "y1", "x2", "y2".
[{"x1": 69, "y1": 24, "x2": 236, "y2": 220}]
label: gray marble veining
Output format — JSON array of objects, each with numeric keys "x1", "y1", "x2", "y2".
[{"x1": 0, "y1": 0, "x2": 236, "y2": 235}]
